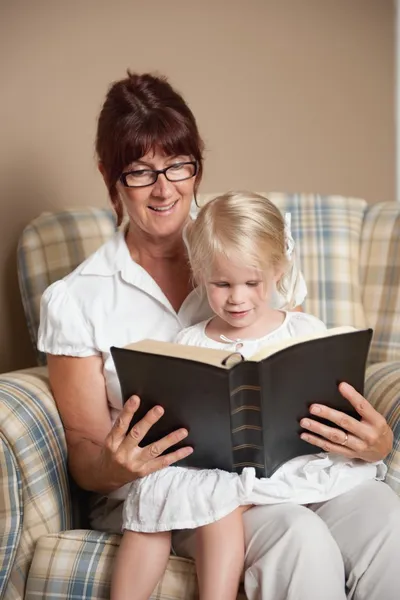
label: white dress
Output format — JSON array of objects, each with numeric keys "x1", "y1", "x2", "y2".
[{"x1": 122, "y1": 312, "x2": 386, "y2": 532}]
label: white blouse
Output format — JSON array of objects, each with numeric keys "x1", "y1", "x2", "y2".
[{"x1": 175, "y1": 311, "x2": 327, "y2": 356}]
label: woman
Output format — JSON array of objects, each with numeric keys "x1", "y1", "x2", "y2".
[{"x1": 38, "y1": 72, "x2": 399, "y2": 600}]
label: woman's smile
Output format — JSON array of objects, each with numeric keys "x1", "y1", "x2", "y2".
[{"x1": 148, "y1": 199, "x2": 179, "y2": 214}]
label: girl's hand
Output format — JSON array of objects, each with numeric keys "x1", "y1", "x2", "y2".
[
  {"x1": 299, "y1": 382, "x2": 393, "y2": 462},
  {"x1": 101, "y1": 395, "x2": 193, "y2": 486}
]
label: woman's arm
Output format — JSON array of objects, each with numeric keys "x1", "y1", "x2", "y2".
[
  {"x1": 299, "y1": 382, "x2": 393, "y2": 462},
  {"x1": 47, "y1": 354, "x2": 193, "y2": 493}
]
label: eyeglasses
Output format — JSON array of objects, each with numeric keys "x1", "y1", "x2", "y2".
[{"x1": 119, "y1": 161, "x2": 198, "y2": 188}]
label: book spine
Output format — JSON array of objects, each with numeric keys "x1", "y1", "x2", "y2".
[{"x1": 229, "y1": 363, "x2": 265, "y2": 478}]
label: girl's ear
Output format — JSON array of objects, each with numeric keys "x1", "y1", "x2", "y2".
[{"x1": 273, "y1": 266, "x2": 285, "y2": 285}]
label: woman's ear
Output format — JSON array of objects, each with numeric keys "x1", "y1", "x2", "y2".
[
  {"x1": 98, "y1": 162, "x2": 124, "y2": 227},
  {"x1": 98, "y1": 162, "x2": 109, "y2": 187}
]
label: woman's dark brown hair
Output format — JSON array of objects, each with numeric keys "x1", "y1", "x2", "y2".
[{"x1": 96, "y1": 71, "x2": 204, "y2": 225}]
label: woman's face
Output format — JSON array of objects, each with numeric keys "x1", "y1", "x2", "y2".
[{"x1": 115, "y1": 149, "x2": 196, "y2": 242}]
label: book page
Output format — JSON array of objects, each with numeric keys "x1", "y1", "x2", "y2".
[
  {"x1": 249, "y1": 325, "x2": 357, "y2": 362},
  {"x1": 124, "y1": 339, "x2": 238, "y2": 368},
  {"x1": 123, "y1": 326, "x2": 358, "y2": 367}
]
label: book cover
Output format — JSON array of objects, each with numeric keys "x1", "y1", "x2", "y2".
[{"x1": 111, "y1": 327, "x2": 373, "y2": 477}]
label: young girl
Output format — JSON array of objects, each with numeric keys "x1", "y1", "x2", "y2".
[{"x1": 111, "y1": 192, "x2": 385, "y2": 600}]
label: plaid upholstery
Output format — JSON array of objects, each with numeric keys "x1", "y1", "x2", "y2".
[
  {"x1": 0, "y1": 429, "x2": 20, "y2": 600},
  {"x1": 0, "y1": 368, "x2": 73, "y2": 599},
  {"x1": 3, "y1": 197, "x2": 398, "y2": 600},
  {"x1": 267, "y1": 194, "x2": 367, "y2": 328},
  {"x1": 26, "y1": 532, "x2": 192, "y2": 600},
  {"x1": 360, "y1": 202, "x2": 400, "y2": 363},
  {"x1": 365, "y1": 361, "x2": 400, "y2": 495},
  {"x1": 17, "y1": 207, "x2": 116, "y2": 365}
]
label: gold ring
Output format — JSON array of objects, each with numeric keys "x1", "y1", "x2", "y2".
[{"x1": 340, "y1": 433, "x2": 349, "y2": 446}]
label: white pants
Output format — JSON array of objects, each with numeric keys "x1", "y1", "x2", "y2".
[{"x1": 171, "y1": 480, "x2": 400, "y2": 600}]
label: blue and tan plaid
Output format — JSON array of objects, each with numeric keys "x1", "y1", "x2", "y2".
[
  {"x1": 17, "y1": 207, "x2": 116, "y2": 365},
  {"x1": 365, "y1": 361, "x2": 400, "y2": 495},
  {"x1": 0, "y1": 368, "x2": 73, "y2": 599},
  {"x1": 1, "y1": 196, "x2": 398, "y2": 600},
  {"x1": 0, "y1": 432, "x2": 21, "y2": 600},
  {"x1": 360, "y1": 202, "x2": 400, "y2": 363},
  {"x1": 264, "y1": 193, "x2": 367, "y2": 328}
]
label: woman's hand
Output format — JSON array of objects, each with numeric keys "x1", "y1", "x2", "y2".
[
  {"x1": 299, "y1": 382, "x2": 393, "y2": 462},
  {"x1": 48, "y1": 354, "x2": 192, "y2": 493},
  {"x1": 102, "y1": 395, "x2": 193, "y2": 487}
]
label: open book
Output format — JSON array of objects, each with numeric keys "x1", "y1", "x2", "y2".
[{"x1": 111, "y1": 326, "x2": 373, "y2": 478}]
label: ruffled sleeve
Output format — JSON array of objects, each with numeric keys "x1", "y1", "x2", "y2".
[
  {"x1": 37, "y1": 281, "x2": 100, "y2": 357},
  {"x1": 286, "y1": 312, "x2": 327, "y2": 337},
  {"x1": 174, "y1": 325, "x2": 199, "y2": 346}
]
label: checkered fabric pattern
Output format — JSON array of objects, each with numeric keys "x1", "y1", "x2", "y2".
[
  {"x1": 17, "y1": 207, "x2": 116, "y2": 365},
  {"x1": 1, "y1": 197, "x2": 398, "y2": 600},
  {"x1": 364, "y1": 361, "x2": 400, "y2": 495},
  {"x1": 360, "y1": 202, "x2": 400, "y2": 364},
  {"x1": 267, "y1": 193, "x2": 367, "y2": 328},
  {"x1": 0, "y1": 369, "x2": 73, "y2": 600}
]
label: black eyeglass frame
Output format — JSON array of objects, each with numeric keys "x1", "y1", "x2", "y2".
[{"x1": 119, "y1": 161, "x2": 198, "y2": 188}]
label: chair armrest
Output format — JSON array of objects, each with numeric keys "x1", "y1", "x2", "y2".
[
  {"x1": 365, "y1": 361, "x2": 400, "y2": 496},
  {"x1": 0, "y1": 367, "x2": 73, "y2": 599}
]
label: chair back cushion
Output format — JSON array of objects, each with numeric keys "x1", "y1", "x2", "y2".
[
  {"x1": 17, "y1": 207, "x2": 116, "y2": 364},
  {"x1": 360, "y1": 202, "x2": 400, "y2": 363}
]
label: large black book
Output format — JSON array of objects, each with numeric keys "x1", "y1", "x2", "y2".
[{"x1": 111, "y1": 327, "x2": 372, "y2": 478}]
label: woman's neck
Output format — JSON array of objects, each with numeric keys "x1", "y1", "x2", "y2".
[
  {"x1": 125, "y1": 222, "x2": 193, "y2": 312},
  {"x1": 125, "y1": 223, "x2": 186, "y2": 263}
]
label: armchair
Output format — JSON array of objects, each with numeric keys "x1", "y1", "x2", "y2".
[{"x1": 1, "y1": 196, "x2": 399, "y2": 600}]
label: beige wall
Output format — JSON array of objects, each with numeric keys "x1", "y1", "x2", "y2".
[{"x1": 0, "y1": 0, "x2": 395, "y2": 372}]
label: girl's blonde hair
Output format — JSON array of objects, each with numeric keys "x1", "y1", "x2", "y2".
[{"x1": 185, "y1": 191, "x2": 297, "y2": 303}]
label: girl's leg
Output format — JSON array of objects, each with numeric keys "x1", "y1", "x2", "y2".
[
  {"x1": 195, "y1": 507, "x2": 249, "y2": 600},
  {"x1": 111, "y1": 530, "x2": 171, "y2": 600}
]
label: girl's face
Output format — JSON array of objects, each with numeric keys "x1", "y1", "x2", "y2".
[
  {"x1": 115, "y1": 149, "x2": 196, "y2": 242},
  {"x1": 205, "y1": 254, "x2": 281, "y2": 332}
]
